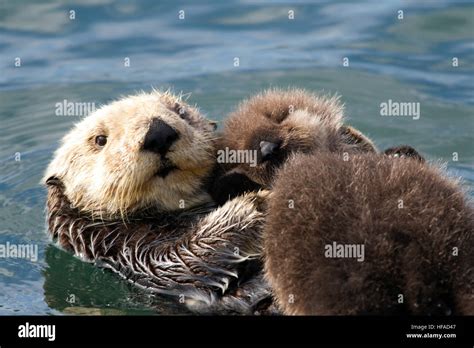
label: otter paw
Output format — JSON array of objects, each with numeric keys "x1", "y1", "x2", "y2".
[
  {"x1": 243, "y1": 189, "x2": 273, "y2": 212},
  {"x1": 384, "y1": 145, "x2": 425, "y2": 162}
]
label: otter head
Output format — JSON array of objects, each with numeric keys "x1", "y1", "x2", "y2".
[
  {"x1": 215, "y1": 88, "x2": 376, "y2": 190},
  {"x1": 44, "y1": 90, "x2": 217, "y2": 219}
]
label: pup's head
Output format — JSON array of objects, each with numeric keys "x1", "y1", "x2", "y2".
[
  {"x1": 44, "y1": 90, "x2": 217, "y2": 219},
  {"x1": 217, "y1": 88, "x2": 376, "y2": 187}
]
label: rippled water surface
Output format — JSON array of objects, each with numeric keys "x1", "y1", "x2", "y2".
[{"x1": 0, "y1": 0, "x2": 473, "y2": 315}]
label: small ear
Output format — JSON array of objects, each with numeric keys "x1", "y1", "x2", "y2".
[
  {"x1": 172, "y1": 102, "x2": 186, "y2": 116},
  {"x1": 45, "y1": 176, "x2": 62, "y2": 187},
  {"x1": 340, "y1": 125, "x2": 377, "y2": 153}
]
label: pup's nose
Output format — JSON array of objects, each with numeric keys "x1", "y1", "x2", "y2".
[
  {"x1": 143, "y1": 119, "x2": 179, "y2": 156},
  {"x1": 259, "y1": 141, "x2": 280, "y2": 162}
]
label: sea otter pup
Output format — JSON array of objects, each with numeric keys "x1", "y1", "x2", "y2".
[
  {"x1": 211, "y1": 88, "x2": 471, "y2": 315},
  {"x1": 264, "y1": 152, "x2": 474, "y2": 315},
  {"x1": 44, "y1": 90, "x2": 270, "y2": 314},
  {"x1": 211, "y1": 88, "x2": 377, "y2": 204},
  {"x1": 211, "y1": 89, "x2": 427, "y2": 204}
]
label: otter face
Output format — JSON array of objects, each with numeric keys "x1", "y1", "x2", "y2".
[
  {"x1": 44, "y1": 90, "x2": 217, "y2": 218},
  {"x1": 218, "y1": 88, "x2": 376, "y2": 187},
  {"x1": 222, "y1": 109, "x2": 339, "y2": 185}
]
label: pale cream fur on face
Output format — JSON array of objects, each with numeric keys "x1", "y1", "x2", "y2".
[{"x1": 44, "y1": 90, "x2": 216, "y2": 218}]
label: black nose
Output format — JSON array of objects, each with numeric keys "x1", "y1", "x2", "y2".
[
  {"x1": 143, "y1": 119, "x2": 179, "y2": 155},
  {"x1": 259, "y1": 141, "x2": 280, "y2": 162}
]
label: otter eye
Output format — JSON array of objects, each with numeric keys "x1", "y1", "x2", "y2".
[
  {"x1": 173, "y1": 102, "x2": 188, "y2": 120},
  {"x1": 95, "y1": 135, "x2": 107, "y2": 147},
  {"x1": 178, "y1": 108, "x2": 187, "y2": 120}
]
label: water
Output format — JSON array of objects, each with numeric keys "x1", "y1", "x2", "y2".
[{"x1": 0, "y1": 0, "x2": 472, "y2": 315}]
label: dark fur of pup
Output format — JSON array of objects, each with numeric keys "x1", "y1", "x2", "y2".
[
  {"x1": 212, "y1": 143, "x2": 426, "y2": 205},
  {"x1": 264, "y1": 152, "x2": 474, "y2": 315}
]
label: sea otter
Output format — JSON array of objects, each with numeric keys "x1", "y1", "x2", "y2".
[
  {"x1": 211, "y1": 89, "x2": 428, "y2": 204},
  {"x1": 211, "y1": 88, "x2": 472, "y2": 315},
  {"x1": 211, "y1": 88, "x2": 377, "y2": 204},
  {"x1": 43, "y1": 90, "x2": 271, "y2": 314},
  {"x1": 264, "y1": 152, "x2": 474, "y2": 315}
]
